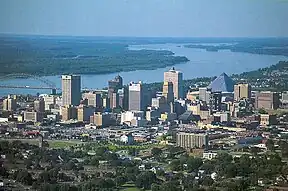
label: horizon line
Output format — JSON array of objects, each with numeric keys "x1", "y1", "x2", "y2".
[{"x1": 0, "y1": 32, "x2": 288, "y2": 39}]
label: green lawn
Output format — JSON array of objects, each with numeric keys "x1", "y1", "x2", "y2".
[
  {"x1": 4, "y1": 138, "x2": 82, "y2": 149},
  {"x1": 120, "y1": 183, "x2": 141, "y2": 191},
  {"x1": 48, "y1": 140, "x2": 81, "y2": 148}
]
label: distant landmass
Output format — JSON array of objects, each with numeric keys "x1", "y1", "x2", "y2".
[
  {"x1": 184, "y1": 38, "x2": 288, "y2": 57},
  {"x1": 0, "y1": 35, "x2": 287, "y2": 76},
  {"x1": 0, "y1": 35, "x2": 189, "y2": 76}
]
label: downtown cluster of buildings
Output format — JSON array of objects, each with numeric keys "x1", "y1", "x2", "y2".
[{"x1": 1, "y1": 68, "x2": 288, "y2": 151}]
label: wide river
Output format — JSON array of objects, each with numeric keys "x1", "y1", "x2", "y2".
[{"x1": 0, "y1": 43, "x2": 287, "y2": 96}]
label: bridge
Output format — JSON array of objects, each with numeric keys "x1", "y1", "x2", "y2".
[{"x1": 0, "y1": 73, "x2": 59, "y2": 94}]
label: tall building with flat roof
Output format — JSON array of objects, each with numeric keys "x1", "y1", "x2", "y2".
[
  {"x1": 62, "y1": 75, "x2": 81, "y2": 106},
  {"x1": 176, "y1": 132, "x2": 208, "y2": 149},
  {"x1": 162, "y1": 81, "x2": 174, "y2": 103},
  {"x1": 34, "y1": 99, "x2": 45, "y2": 112},
  {"x1": 255, "y1": 91, "x2": 280, "y2": 110},
  {"x1": 199, "y1": 87, "x2": 212, "y2": 103},
  {"x1": 129, "y1": 82, "x2": 146, "y2": 111},
  {"x1": 77, "y1": 105, "x2": 95, "y2": 122},
  {"x1": 234, "y1": 84, "x2": 251, "y2": 101},
  {"x1": 164, "y1": 67, "x2": 183, "y2": 99},
  {"x1": 108, "y1": 75, "x2": 123, "y2": 109},
  {"x1": 83, "y1": 92, "x2": 102, "y2": 108},
  {"x1": 2, "y1": 95, "x2": 17, "y2": 111}
]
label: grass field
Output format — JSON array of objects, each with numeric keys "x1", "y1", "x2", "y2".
[{"x1": 3, "y1": 138, "x2": 83, "y2": 149}]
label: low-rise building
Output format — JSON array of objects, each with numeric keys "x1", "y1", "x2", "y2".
[
  {"x1": 176, "y1": 132, "x2": 208, "y2": 149},
  {"x1": 120, "y1": 133, "x2": 134, "y2": 145},
  {"x1": 203, "y1": 151, "x2": 218, "y2": 160},
  {"x1": 24, "y1": 111, "x2": 44, "y2": 122},
  {"x1": 260, "y1": 114, "x2": 277, "y2": 126}
]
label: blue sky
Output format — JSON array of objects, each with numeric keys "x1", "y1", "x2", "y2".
[{"x1": 0, "y1": 0, "x2": 287, "y2": 37}]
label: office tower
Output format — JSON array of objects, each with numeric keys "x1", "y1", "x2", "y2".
[
  {"x1": 2, "y1": 95, "x2": 17, "y2": 111},
  {"x1": 62, "y1": 75, "x2": 81, "y2": 106},
  {"x1": 234, "y1": 84, "x2": 251, "y2": 101},
  {"x1": 176, "y1": 132, "x2": 208, "y2": 149},
  {"x1": 129, "y1": 81, "x2": 146, "y2": 111},
  {"x1": 61, "y1": 105, "x2": 77, "y2": 121},
  {"x1": 162, "y1": 81, "x2": 174, "y2": 103},
  {"x1": 164, "y1": 67, "x2": 183, "y2": 99},
  {"x1": 91, "y1": 112, "x2": 114, "y2": 127},
  {"x1": 24, "y1": 111, "x2": 44, "y2": 122},
  {"x1": 34, "y1": 99, "x2": 45, "y2": 112},
  {"x1": 199, "y1": 87, "x2": 212, "y2": 102},
  {"x1": 42, "y1": 95, "x2": 56, "y2": 110},
  {"x1": 108, "y1": 75, "x2": 123, "y2": 109},
  {"x1": 255, "y1": 91, "x2": 280, "y2": 110},
  {"x1": 83, "y1": 92, "x2": 102, "y2": 108},
  {"x1": 77, "y1": 105, "x2": 95, "y2": 122},
  {"x1": 210, "y1": 91, "x2": 222, "y2": 113}
]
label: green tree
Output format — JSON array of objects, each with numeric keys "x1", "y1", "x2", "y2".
[
  {"x1": 258, "y1": 108, "x2": 268, "y2": 114},
  {"x1": 90, "y1": 157, "x2": 99, "y2": 167},
  {"x1": 16, "y1": 169, "x2": 33, "y2": 185},
  {"x1": 115, "y1": 176, "x2": 127, "y2": 187},
  {"x1": 265, "y1": 139, "x2": 275, "y2": 151},
  {"x1": 136, "y1": 171, "x2": 157, "y2": 190},
  {"x1": 151, "y1": 147, "x2": 162, "y2": 157}
]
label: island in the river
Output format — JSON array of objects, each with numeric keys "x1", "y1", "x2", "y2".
[{"x1": 0, "y1": 35, "x2": 189, "y2": 76}]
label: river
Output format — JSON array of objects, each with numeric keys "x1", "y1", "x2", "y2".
[{"x1": 0, "y1": 43, "x2": 287, "y2": 96}]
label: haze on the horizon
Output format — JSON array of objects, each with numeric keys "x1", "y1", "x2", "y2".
[{"x1": 0, "y1": 0, "x2": 287, "y2": 38}]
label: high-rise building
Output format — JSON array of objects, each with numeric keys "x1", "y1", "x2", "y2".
[
  {"x1": 129, "y1": 82, "x2": 146, "y2": 111},
  {"x1": 108, "y1": 75, "x2": 123, "y2": 109},
  {"x1": 61, "y1": 105, "x2": 77, "y2": 121},
  {"x1": 34, "y1": 99, "x2": 45, "y2": 112},
  {"x1": 42, "y1": 95, "x2": 56, "y2": 111},
  {"x1": 234, "y1": 84, "x2": 251, "y2": 101},
  {"x1": 77, "y1": 105, "x2": 95, "y2": 122},
  {"x1": 83, "y1": 92, "x2": 102, "y2": 108},
  {"x1": 176, "y1": 132, "x2": 208, "y2": 149},
  {"x1": 210, "y1": 91, "x2": 222, "y2": 113},
  {"x1": 199, "y1": 87, "x2": 212, "y2": 102},
  {"x1": 255, "y1": 91, "x2": 280, "y2": 110},
  {"x1": 62, "y1": 75, "x2": 81, "y2": 106},
  {"x1": 164, "y1": 67, "x2": 183, "y2": 99},
  {"x1": 2, "y1": 95, "x2": 17, "y2": 111},
  {"x1": 162, "y1": 82, "x2": 174, "y2": 103},
  {"x1": 91, "y1": 112, "x2": 115, "y2": 127}
]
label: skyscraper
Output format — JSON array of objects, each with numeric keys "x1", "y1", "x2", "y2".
[
  {"x1": 2, "y1": 95, "x2": 17, "y2": 112},
  {"x1": 83, "y1": 91, "x2": 102, "y2": 108},
  {"x1": 234, "y1": 84, "x2": 251, "y2": 101},
  {"x1": 164, "y1": 67, "x2": 183, "y2": 99},
  {"x1": 162, "y1": 81, "x2": 174, "y2": 103},
  {"x1": 108, "y1": 75, "x2": 123, "y2": 109},
  {"x1": 199, "y1": 87, "x2": 212, "y2": 103},
  {"x1": 62, "y1": 75, "x2": 81, "y2": 106},
  {"x1": 34, "y1": 99, "x2": 45, "y2": 112},
  {"x1": 129, "y1": 81, "x2": 146, "y2": 111}
]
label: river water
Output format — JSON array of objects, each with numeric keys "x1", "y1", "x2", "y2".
[{"x1": 0, "y1": 43, "x2": 287, "y2": 96}]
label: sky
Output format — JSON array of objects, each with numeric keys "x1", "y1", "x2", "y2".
[{"x1": 0, "y1": 0, "x2": 287, "y2": 37}]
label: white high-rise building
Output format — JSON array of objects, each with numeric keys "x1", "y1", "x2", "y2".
[
  {"x1": 62, "y1": 75, "x2": 81, "y2": 106},
  {"x1": 129, "y1": 82, "x2": 145, "y2": 111}
]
